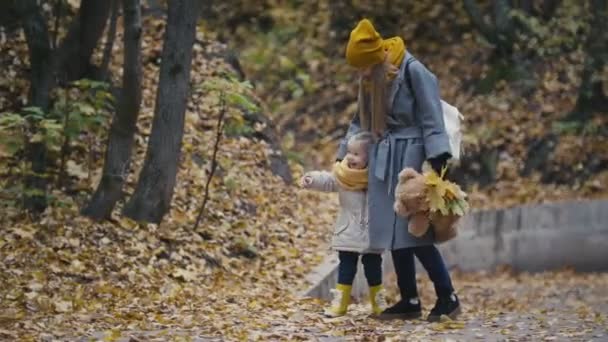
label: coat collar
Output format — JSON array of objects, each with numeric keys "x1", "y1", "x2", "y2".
[
  {"x1": 395, "y1": 51, "x2": 412, "y2": 83},
  {"x1": 388, "y1": 52, "x2": 413, "y2": 111}
]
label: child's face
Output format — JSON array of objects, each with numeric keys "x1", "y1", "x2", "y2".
[{"x1": 345, "y1": 141, "x2": 368, "y2": 169}]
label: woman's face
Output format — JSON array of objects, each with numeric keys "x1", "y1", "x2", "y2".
[
  {"x1": 359, "y1": 66, "x2": 373, "y2": 79},
  {"x1": 358, "y1": 51, "x2": 388, "y2": 79}
]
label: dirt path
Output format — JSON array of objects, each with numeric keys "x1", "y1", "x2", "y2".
[{"x1": 60, "y1": 270, "x2": 608, "y2": 341}]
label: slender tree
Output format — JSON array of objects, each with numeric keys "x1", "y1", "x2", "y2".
[
  {"x1": 14, "y1": 0, "x2": 54, "y2": 213},
  {"x1": 56, "y1": 0, "x2": 112, "y2": 81},
  {"x1": 11, "y1": 0, "x2": 113, "y2": 213},
  {"x1": 82, "y1": 0, "x2": 143, "y2": 220},
  {"x1": 122, "y1": 0, "x2": 202, "y2": 223}
]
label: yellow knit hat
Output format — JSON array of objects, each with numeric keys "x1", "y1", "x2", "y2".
[{"x1": 346, "y1": 19, "x2": 385, "y2": 68}]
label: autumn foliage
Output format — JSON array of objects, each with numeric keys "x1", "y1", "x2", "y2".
[{"x1": 0, "y1": 0, "x2": 607, "y2": 340}]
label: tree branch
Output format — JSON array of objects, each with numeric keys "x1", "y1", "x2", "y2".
[{"x1": 193, "y1": 94, "x2": 226, "y2": 231}]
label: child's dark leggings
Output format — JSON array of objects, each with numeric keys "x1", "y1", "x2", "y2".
[
  {"x1": 337, "y1": 251, "x2": 382, "y2": 287},
  {"x1": 392, "y1": 245, "x2": 454, "y2": 299}
]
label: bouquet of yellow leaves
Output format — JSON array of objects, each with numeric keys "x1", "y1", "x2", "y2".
[
  {"x1": 424, "y1": 168, "x2": 469, "y2": 218},
  {"x1": 394, "y1": 167, "x2": 468, "y2": 243}
]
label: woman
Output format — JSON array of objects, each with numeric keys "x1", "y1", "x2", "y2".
[{"x1": 336, "y1": 19, "x2": 460, "y2": 321}]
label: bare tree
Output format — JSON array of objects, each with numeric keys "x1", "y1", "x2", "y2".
[
  {"x1": 12, "y1": 0, "x2": 115, "y2": 213},
  {"x1": 57, "y1": 0, "x2": 112, "y2": 81},
  {"x1": 82, "y1": 0, "x2": 143, "y2": 220},
  {"x1": 122, "y1": 0, "x2": 202, "y2": 223},
  {"x1": 14, "y1": 0, "x2": 54, "y2": 213}
]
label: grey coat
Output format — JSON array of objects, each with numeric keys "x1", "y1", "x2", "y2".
[{"x1": 337, "y1": 52, "x2": 452, "y2": 250}]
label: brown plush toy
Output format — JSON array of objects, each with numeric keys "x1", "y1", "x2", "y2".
[
  {"x1": 394, "y1": 168, "x2": 459, "y2": 243},
  {"x1": 393, "y1": 168, "x2": 430, "y2": 237}
]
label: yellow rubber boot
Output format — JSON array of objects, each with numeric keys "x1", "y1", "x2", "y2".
[
  {"x1": 324, "y1": 284, "x2": 352, "y2": 317},
  {"x1": 369, "y1": 284, "x2": 387, "y2": 316}
]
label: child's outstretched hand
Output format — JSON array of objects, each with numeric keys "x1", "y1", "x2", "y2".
[{"x1": 300, "y1": 174, "x2": 313, "y2": 188}]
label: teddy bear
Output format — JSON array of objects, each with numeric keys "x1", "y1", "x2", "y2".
[{"x1": 393, "y1": 168, "x2": 461, "y2": 243}]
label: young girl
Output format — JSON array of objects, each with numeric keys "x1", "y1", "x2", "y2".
[{"x1": 301, "y1": 132, "x2": 386, "y2": 317}]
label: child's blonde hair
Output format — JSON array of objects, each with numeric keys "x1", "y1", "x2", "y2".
[{"x1": 348, "y1": 131, "x2": 374, "y2": 148}]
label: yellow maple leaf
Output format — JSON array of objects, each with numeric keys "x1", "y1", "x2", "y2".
[
  {"x1": 427, "y1": 186, "x2": 446, "y2": 214},
  {"x1": 444, "y1": 182, "x2": 460, "y2": 200},
  {"x1": 424, "y1": 169, "x2": 469, "y2": 216},
  {"x1": 424, "y1": 169, "x2": 442, "y2": 186}
]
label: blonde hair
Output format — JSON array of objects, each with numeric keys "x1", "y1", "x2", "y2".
[
  {"x1": 357, "y1": 61, "x2": 393, "y2": 138},
  {"x1": 348, "y1": 131, "x2": 374, "y2": 148}
]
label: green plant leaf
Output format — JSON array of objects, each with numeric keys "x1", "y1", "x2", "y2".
[
  {"x1": 226, "y1": 92, "x2": 258, "y2": 112},
  {"x1": 22, "y1": 107, "x2": 45, "y2": 120},
  {"x1": 0, "y1": 113, "x2": 26, "y2": 129},
  {"x1": 23, "y1": 188, "x2": 46, "y2": 197}
]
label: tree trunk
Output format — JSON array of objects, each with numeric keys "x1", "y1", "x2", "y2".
[
  {"x1": 15, "y1": 0, "x2": 54, "y2": 214},
  {"x1": 122, "y1": 0, "x2": 201, "y2": 223},
  {"x1": 99, "y1": 0, "x2": 120, "y2": 81},
  {"x1": 570, "y1": 0, "x2": 608, "y2": 120},
  {"x1": 12, "y1": 0, "x2": 117, "y2": 214},
  {"x1": 0, "y1": 2, "x2": 20, "y2": 32},
  {"x1": 82, "y1": 0, "x2": 143, "y2": 220},
  {"x1": 57, "y1": 0, "x2": 111, "y2": 81}
]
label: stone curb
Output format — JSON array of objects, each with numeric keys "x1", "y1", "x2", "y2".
[{"x1": 300, "y1": 199, "x2": 608, "y2": 301}]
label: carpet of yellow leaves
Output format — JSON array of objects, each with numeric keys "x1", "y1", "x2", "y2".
[
  {"x1": 0, "y1": 10, "x2": 607, "y2": 342},
  {"x1": 0, "y1": 17, "x2": 333, "y2": 340}
]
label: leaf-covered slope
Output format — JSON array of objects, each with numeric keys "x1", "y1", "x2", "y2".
[
  {"x1": 0, "y1": 16, "x2": 337, "y2": 340},
  {"x1": 217, "y1": 0, "x2": 608, "y2": 210}
]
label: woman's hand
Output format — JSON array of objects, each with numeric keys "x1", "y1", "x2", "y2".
[{"x1": 428, "y1": 152, "x2": 450, "y2": 175}]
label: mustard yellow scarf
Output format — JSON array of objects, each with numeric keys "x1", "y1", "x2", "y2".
[
  {"x1": 333, "y1": 159, "x2": 368, "y2": 191},
  {"x1": 383, "y1": 36, "x2": 406, "y2": 67}
]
